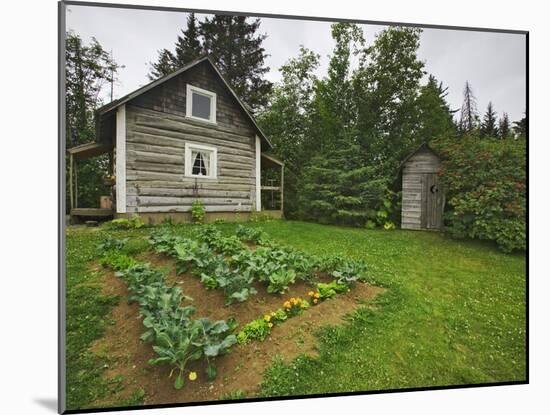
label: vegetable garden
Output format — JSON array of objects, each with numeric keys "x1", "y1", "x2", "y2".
[{"x1": 91, "y1": 222, "x2": 381, "y2": 405}]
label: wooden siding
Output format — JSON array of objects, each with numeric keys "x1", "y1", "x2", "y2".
[
  {"x1": 131, "y1": 61, "x2": 255, "y2": 135},
  {"x1": 124, "y1": 103, "x2": 257, "y2": 213},
  {"x1": 401, "y1": 147, "x2": 442, "y2": 230}
]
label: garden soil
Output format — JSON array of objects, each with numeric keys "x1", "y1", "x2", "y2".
[{"x1": 89, "y1": 253, "x2": 384, "y2": 408}]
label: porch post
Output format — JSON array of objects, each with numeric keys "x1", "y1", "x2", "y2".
[
  {"x1": 74, "y1": 158, "x2": 78, "y2": 208},
  {"x1": 280, "y1": 164, "x2": 284, "y2": 215},
  {"x1": 69, "y1": 153, "x2": 74, "y2": 211},
  {"x1": 255, "y1": 135, "x2": 261, "y2": 212}
]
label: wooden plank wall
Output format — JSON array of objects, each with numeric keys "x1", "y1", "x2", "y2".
[
  {"x1": 124, "y1": 61, "x2": 257, "y2": 214},
  {"x1": 401, "y1": 148, "x2": 441, "y2": 230}
]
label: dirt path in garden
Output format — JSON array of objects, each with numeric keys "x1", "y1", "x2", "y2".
[{"x1": 89, "y1": 253, "x2": 384, "y2": 408}]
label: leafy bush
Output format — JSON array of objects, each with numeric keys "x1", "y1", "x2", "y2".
[
  {"x1": 191, "y1": 200, "x2": 206, "y2": 223},
  {"x1": 432, "y1": 137, "x2": 526, "y2": 252}
]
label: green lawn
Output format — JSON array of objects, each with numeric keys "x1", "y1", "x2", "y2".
[{"x1": 65, "y1": 219, "x2": 526, "y2": 408}]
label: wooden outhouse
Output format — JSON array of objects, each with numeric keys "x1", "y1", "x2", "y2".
[
  {"x1": 67, "y1": 56, "x2": 284, "y2": 223},
  {"x1": 400, "y1": 143, "x2": 445, "y2": 230}
]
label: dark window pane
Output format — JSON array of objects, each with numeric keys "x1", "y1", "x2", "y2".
[
  {"x1": 192, "y1": 152, "x2": 207, "y2": 176},
  {"x1": 192, "y1": 92, "x2": 211, "y2": 120}
]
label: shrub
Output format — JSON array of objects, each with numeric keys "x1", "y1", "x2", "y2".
[
  {"x1": 191, "y1": 200, "x2": 206, "y2": 223},
  {"x1": 432, "y1": 137, "x2": 526, "y2": 252}
]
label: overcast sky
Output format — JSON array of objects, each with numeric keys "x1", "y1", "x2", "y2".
[{"x1": 66, "y1": 4, "x2": 526, "y2": 122}]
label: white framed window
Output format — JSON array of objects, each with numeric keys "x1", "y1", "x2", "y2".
[
  {"x1": 185, "y1": 142, "x2": 218, "y2": 179},
  {"x1": 186, "y1": 84, "x2": 217, "y2": 124}
]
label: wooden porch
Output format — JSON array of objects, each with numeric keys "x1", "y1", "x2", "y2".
[
  {"x1": 67, "y1": 142, "x2": 114, "y2": 220},
  {"x1": 260, "y1": 153, "x2": 284, "y2": 214}
]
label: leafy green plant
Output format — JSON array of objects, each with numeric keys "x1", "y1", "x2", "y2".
[
  {"x1": 106, "y1": 215, "x2": 145, "y2": 230},
  {"x1": 235, "y1": 225, "x2": 269, "y2": 244},
  {"x1": 331, "y1": 259, "x2": 369, "y2": 287},
  {"x1": 100, "y1": 251, "x2": 137, "y2": 271},
  {"x1": 237, "y1": 318, "x2": 272, "y2": 344},
  {"x1": 191, "y1": 200, "x2": 206, "y2": 223},
  {"x1": 316, "y1": 281, "x2": 348, "y2": 300},
  {"x1": 97, "y1": 237, "x2": 128, "y2": 253},
  {"x1": 266, "y1": 269, "x2": 296, "y2": 294}
]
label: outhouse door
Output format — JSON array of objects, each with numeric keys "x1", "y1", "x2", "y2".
[{"x1": 422, "y1": 173, "x2": 444, "y2": 230}]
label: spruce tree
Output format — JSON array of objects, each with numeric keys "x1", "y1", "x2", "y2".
[
  {"x1": 480, "y1": 101, "x2": 498, "y2": 138},
  {"x1": 498, "y1": 112, "x2": 512, "y2": 139},
  {"x1": 200, "y1": 15, "x2": 272, "y2": 111},
  {"x1": 459, "y1": 81, "x2": 479, "y2": 135},
  {"x1": 174, "y1": 13, "x2": 203, "y2": 66},
  {"x1": 148, "y1": 49, "x2": 176, "y2": 80},
  {"x1": 513, "y1": 113, "x2": 527, "y2": 138},
  {"x1": 415, "y1": 75, "x2": 456, "y2": 142}
]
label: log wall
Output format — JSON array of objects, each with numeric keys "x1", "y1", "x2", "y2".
[{"x1": 123, "y1": 61, "x2": 258, "y2": 213}]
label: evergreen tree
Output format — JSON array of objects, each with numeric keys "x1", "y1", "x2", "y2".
[
  {"x1": 459, "y1": 81, "x2": 479, "y2": 135},
  {"x1": 175, "y1": 13, "x2": 203, "y2": 66},
  {"x1": 498, "y1": 112, "x2": 512, "y2": 139},
  {"x1": 300, "y1": 144, "x2": 386, "y2": 226},
  {"x1": 311, "y1": 23, "x2": 364, "y2": 153},
  {"x1": 513, "y1": 113, "x2": 527, "y2": 139},
  {"x1": 148, "y1": 49, "x2": 176, "y2": 80},
  {"x1": 480, "y1": 101, "x2": 498, "y2": 138},
  {"x1": 257, "y1": 47, "x2": 320, "y2": 217},
  {"x1": 353, "y1": 26, "x2": 425, "y2": 171},
  {"x1": 415, "y1": 75, "x2": 456, "y2": 141},
  {"x1": 199, "y1": 15, "x2": 272, "y2": 111}
]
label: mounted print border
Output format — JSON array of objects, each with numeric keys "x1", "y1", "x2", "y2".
[{"x1": 58, "y1": 1, "x2": 528, "y2": 413}]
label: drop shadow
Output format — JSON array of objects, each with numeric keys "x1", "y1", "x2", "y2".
[{"x1": 34, "y1": 398, "x2": 58, "y2": 413}]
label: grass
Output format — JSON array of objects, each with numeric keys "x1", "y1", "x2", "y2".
[
  {"x1": 65, "y1": 219, "x2": 526, "y2": 407},
  {"x1": 247, "y1": 220, "x2": 526, "y2": 396},
  {"x1": 65, "y1": 226, "x2": 150, "y2": 410}
]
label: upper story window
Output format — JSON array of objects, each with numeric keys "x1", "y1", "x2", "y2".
[
  {"x1": 186, "y1": 84, "x2": 217, "y2": 124},
  {"x1": 184, "y1": 142, "x2": 217, "y2": 179}
]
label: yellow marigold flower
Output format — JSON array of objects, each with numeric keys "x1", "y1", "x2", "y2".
[
  {"x1": 313, "y1": 298, "x2": 318, "y2": 304},
  {"x1": 270, "y1": 311, "x2": 276, "y2": 317},
  {"x1": 264, "y1": 314, "x2": 271, "y2": 322},
  {"x1": 308, "y1": 291, "x2": 314, "y2": 297},
  {"x1": 189, "y1": 371, "x2": 197, "y2": 381},
  {"x1": 283, "y1": 301, "x2": 291, "y2": 309},
  {"x1": 268, "y1": 322, "x2": 273, "y2": 328},
  {"x1": 314, "y1": 292, "x2": 320, "y2": 299}
]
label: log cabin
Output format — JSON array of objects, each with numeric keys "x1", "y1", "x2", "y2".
[{"x1": 67, "y1": 56, "x2": 283, "y2": 224}]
